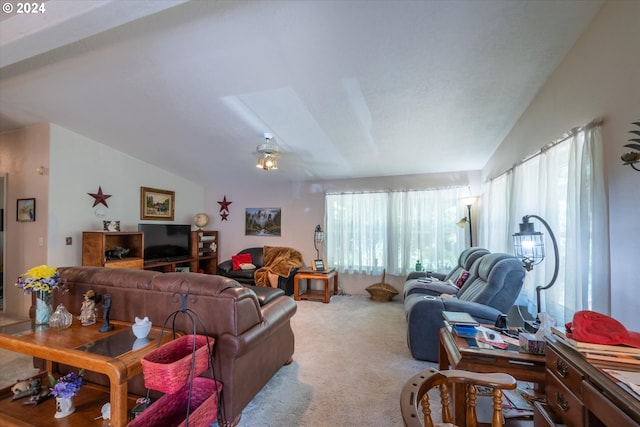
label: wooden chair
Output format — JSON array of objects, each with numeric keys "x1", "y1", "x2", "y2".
[{"x1": 401, "y1": 367, "x2": 517, "y2": 427}]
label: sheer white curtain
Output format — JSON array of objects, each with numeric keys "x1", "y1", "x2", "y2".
[
  {"x1": 480, "y1": 123, "x2": 609, "y2": 325},
  {"x1": 325, "y1": 192, "x2": 388, "y2": 275},
  {"x1": 326, "y1": 188, "x2": 465, "y2": 276},
  {"x1": 556, "y1": 126, "x2": 609, "y2": 320}
]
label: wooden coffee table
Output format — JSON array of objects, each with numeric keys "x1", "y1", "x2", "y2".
[
  {"x1": 438, "y1": 324, "x2": 546, "y2": 424},
  {"x1": 0, "y1": 319, "x2": 173, "y2": 427}
]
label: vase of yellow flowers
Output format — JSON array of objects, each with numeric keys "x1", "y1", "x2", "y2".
[{"x1": 15, "y1": 265, "x2": 67, "y2": 325}]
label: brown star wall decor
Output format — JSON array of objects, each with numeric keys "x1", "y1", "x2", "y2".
[{"x1": 88, "y1": 186, "x2": 112, "y2": 208}]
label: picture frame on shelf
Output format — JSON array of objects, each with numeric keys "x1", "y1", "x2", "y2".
[
  {"x1": 175, "y1": 266, "x2": 190, "y2": 273},
  {"x1": 103, "y1": 220, "x2": 121, "y2": 232},
  {"x1": 16, "y1": 198, "x2": 36, "y2": 222},
  {"x1": 140, "y1": 187, "x2": 175, "y2": 221}
]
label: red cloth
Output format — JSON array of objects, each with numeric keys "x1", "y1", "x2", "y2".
[
  {"x1": 231, "y1": 253, "x2": 252, "y2": 270},
  {"x1": 566, "y1": 310, "x2": 640, "y2": 348}
]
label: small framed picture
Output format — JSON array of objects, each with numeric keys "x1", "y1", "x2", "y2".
[
  {"x1": 17, "y1": 198, "x2": 36, "y2": 222},
  {"x1": 312, "y1": 259, "x2": 326, "y2": 272},
  {"x1": 103, "y1": 220, "x2": 121, "y2": 232},
  {"x1": 140, "y1": 187, "x2": 175, "y2": 221},
  {"x1": 175, "y1": 266, "x2": 190, "y2": 273}
]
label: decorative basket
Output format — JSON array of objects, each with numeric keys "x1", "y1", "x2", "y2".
[
  {"x1": 141, "y1": 335, "x2": 212, "y2": 394},
  {"x1": 366, "y1": 269, "x2": 398, "y2": 302},
  {"x1": 128, "y1": 377, "x2": 223, "y2": 427}
]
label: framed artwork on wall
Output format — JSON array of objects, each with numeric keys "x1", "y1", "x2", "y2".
[
  {"x1": 17, "y1": 198, "x2": 36, "y2": 222},
  {"x1": 140, "y1": 187, "x2": 175, "y2": 221},
  {"x1": 245, "y1": 208, "x2": 281, "y2": 236}
]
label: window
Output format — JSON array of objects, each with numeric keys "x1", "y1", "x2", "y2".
[
  {"x1": 480, "y1": 123, "x2": 608, "y2": 325},
  {"x1": 325, "y1": 187, "x2": 466, "y2": 276}
]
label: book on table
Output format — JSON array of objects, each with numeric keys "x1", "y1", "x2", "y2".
[{"x1": 442, "y1": 311, "x2": 479, "y2": 326}]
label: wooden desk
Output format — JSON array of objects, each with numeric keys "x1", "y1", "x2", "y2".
[
  {"x1": 438, "y1": 325, "x2": 546, "y2": 424},
  {"x1": 294, "y1": 269, "x2": 338, "y2": 303},
  {"x1": 538, "y1": 338, "x2": 640, "y2": 427},
  {"x1": 0, "y1": 319, "x2": 171, "y2": 427}
]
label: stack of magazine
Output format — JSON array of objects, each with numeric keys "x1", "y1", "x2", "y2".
[{"x1": 551, "y1": 326, "x2": 640, "y2": 366}]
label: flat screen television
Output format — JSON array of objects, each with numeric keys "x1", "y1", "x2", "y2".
[{"x1": 138, "y1": 224, "x2": 191, "y2": 263}]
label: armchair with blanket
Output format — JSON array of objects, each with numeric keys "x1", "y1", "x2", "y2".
[{"x1": 218, "y1": 246, "x2": 303, "y2": 295}]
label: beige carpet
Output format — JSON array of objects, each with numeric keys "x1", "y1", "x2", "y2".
[
  {"x1": 0, "y1": 296, "x2": 437, "y2": 425},
  {"x1": 219, "y1": 295, "x2": 436, "y2": 426},
  {"x1": 0, "y1": 316, "x2": 41, "y2": 390}
]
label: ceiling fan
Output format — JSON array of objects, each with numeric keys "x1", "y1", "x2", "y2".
[{"x1": 256, "y1": 133, "x2": 281, "y2": 171}]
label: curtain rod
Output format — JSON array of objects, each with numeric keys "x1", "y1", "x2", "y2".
[
  {"x1": 488, "y1": 118, "x2": 604, "y2": 182},
  {"x1": 326, "y1": 185, "x2": 466, "y2": 196}
]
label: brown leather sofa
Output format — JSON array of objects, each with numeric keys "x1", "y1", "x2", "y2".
[{"x1": 47, "y1": 266, "x2": 297, "y2": 426}]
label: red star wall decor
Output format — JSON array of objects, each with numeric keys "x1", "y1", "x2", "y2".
[
  {"x1": 218, "y1": 196, "x2": 232, "y2": 221},
  {"x1": 218, "y1": 196, "x2": 232, "y2": 212},
  {"x1": 88, "y1": 186, "x2": 112, "y2": 208}
]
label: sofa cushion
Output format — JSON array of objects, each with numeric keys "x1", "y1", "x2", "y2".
[
  {"x1": 223, "y1": 268, "x2": 256, "y2": 281},
  {"x1": 232, "y1": 253, "x2": 253, "y2": 270},
  {"x1": 246, "y1": 285, "x2": 285, "y2": 306}
]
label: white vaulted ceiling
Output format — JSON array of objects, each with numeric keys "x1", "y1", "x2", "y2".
[{"x1": 0, "y1": 0, "x2": 604, "y2": 185}]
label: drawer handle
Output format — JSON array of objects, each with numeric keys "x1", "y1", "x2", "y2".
[
  {"x1": 555, "y1": 359, "x2": 568, "y2": 378},
  {"x1": 555, "y1": 392, "x2": 570, "y2": 413}
]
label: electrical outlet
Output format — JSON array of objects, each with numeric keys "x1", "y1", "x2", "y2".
[{"x1": 65, "y1": 237, "x2": 72, "y2": 245}]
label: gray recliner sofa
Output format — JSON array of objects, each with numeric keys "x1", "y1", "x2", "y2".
[
  {"x1": 404, "y1": 252, "x2": 526, "y2": 361},
  {"x1": 403, "y1": 247, "x2": 490, "y2": 298}
]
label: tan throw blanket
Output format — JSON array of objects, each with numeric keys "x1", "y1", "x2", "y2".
[{"x1": 254, "y1": 246, "x2": 303, "y2": 287}]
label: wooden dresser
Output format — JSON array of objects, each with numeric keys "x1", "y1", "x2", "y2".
[{"x1": 535, "y1": 338, "x2": 640, "y2": 426}]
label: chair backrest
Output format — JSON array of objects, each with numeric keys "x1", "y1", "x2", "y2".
[
  {"x1": 401, "y1": 367, "x2": 517, "y2": 427},
  {"x1": 443, "y1": 247, "x2": 490, "y2": 282},
  {"x1": 456, "y1": 253, "x2": 525, "y2": 313}
]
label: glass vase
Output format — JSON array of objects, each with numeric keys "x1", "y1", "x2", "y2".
[
  {"x1": 35, "y1": 290, "x2": 53, "y2": 325},
  {"x1": 49, "y1": 304, "x2": 73, "y2": 329}
]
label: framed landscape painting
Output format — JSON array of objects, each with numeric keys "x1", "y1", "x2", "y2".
[
  {"x1": 17, "y1": 198, "x2": 36, "y2": 222},
  {"x1": 140, "y1": 187, "x2": 175, "y2": 221},
  {"x1": 245, "y1": 208, "x2": 281, "y2": 236}
]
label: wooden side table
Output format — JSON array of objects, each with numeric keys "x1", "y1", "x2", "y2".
[{"x1": 294, "y1": 269, "x2": 338, "y2": 303}]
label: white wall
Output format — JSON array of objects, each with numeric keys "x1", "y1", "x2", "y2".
[
  {"x1": 47, "y1": 124, "x2": 205, "y2": 268},
  {"x1": 482, "y1": 1, "x2": 640, "y2": 329}
]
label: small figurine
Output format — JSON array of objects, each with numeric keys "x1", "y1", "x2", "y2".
[
  {"x1": 132, "y1": 316, "x2": 151, "y2": 338},
  {"x1": 79, "y1": 290, "x2": 100, "y2": 326},
  {"x1": 99, "y1": 294, "x2": 114, "y2": 332},
  {"x1": 11, "y1": 378, "x2": 41, "y2": 401}
]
